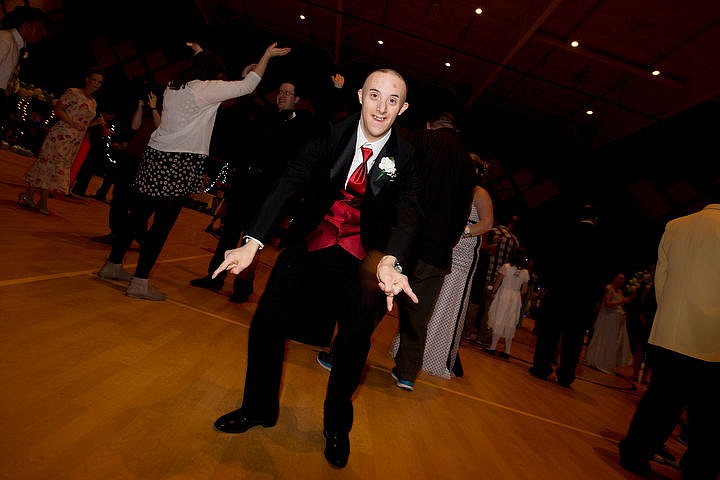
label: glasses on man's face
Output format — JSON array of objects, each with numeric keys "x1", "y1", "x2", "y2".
[{"x1": 278, "y1": 90, "x2": 295, "y2": 97}]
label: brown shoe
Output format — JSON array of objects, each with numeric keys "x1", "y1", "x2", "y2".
[
  {"x1": 125, "y1": 278, "x2": 165, "y2": 301},
  {"x1": 98, "y1": 261, "x2": 132, "y2": 282}
]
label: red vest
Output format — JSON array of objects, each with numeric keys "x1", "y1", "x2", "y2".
[{"x1": 305, "y1": 189, "x2": 366, "y2": 260}]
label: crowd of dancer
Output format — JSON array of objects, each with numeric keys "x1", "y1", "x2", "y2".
[{"x1": 6, "y1": 14, "x2": 718, "y2": 477}]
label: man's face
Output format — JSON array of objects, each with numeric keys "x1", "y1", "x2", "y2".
[
  {"x1": 276, "y1": 83, "x2": 298, "y2": 111},
  {"x1": 357, "y1": 71, "x2": 409, "y2": 142},
  {"x1": 22, "y1": 20, "x2": 47, "y2": 44}
]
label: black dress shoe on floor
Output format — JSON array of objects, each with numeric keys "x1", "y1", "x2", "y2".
[
  {"x1": 528, "y1": 366, "x2": 549, "y2": 381},
  {"x1": 228, "y1": 292, "x2": 250, "y2": 303},
  {"x1": 214, "y1": 408, "x2": 277, "y2": 433},
  {"x1": 619, "y1": 456, "x2": 651, "y2": 476},
  {"x1": 323, "y1": 430, "x2": 350, "y2": 468},
  {"x1": 229, "y1": 279, "x2": 253, "y2": 303},
  {"x1": 190, "y1": 276, "x2": 223, "y2": 290}
]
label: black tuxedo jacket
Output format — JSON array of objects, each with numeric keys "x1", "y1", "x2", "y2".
[
  {"x1": 407, "y1": 127, "x2": 475, "y2": 270},
  {"x1": 246, "y1": 113, "x2": 423, "y2": 265}
]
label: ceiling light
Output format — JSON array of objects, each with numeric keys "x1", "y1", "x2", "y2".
[
  {"x1": 445, "y1": 62, "x2": 451, "y2": 67},
  {"x1": 475, "y1": 7, "x2": 483, "y2": 15},
  {"x1": 651, "y1": 69, "x2": 661, "y2": 76},
  {"x1": 377, "y1": 40, "x2": 384, "y2": 45},
  {"x1": 299, "y1": 14, "x2": 306, "y2": 20},
  {"x1": 585, "y1": 109, "x2": 594, "y2": 115},
  {"x1": 570, "y1": 40, "x2": 579, "y2": 48}
]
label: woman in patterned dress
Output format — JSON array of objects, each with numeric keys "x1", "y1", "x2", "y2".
[
  {"x1": 18, "y1": 67, "x2": 105, "y2": 214},
  {"x1": 97, "y1": 42, "x2": 290, "y2": 301}
]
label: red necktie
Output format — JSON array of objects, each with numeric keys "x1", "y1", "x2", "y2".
[{"x1": 347, "y1": 145, "x2": 373, "y2": 196}]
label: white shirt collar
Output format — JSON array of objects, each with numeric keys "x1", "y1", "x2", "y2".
[{"x1": 355, "y1": 122, "x2": 392, "y2": 161}]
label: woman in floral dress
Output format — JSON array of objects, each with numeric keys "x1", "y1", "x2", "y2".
[{"x1": 19, "y1": 67, "x2": 105, "y2": 214}]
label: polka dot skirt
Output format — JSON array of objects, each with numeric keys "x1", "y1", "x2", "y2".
[{"x1": 132, "y1": 146, "x2": 207, "y2": 198}]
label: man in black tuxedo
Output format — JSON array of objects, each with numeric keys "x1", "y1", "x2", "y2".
[
  {"x1": 189, "y1": 80, "x2": 318, "y2": 302},
  {"x1": 212, "y1": 69, "x2": 422, "y2": 468},
  {"x1": 529, "y1": 204, "x2": 602, "y2": 387}
]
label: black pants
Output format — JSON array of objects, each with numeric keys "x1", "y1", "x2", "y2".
[
  {"x1": 620, "y1": 347, "x2": 719, "y2": 479},
  {"x1": 531, "y1": 292, "x2": 590, "y2": 385},
  {"x1": 240, "y1": 244, "x2": 384, "y2": 434},
  {"x1": 394, "y1": 260, "x2": 446, "y2": 381},
  {"x1": 205, "y1": 173, "x2": 272, "y2": 291},
  {"x1": 109, "y1": 193, "x2": 184, "y2": 279},
  {"x1": 107, "y1": 154, "x2": 142, "y2": 238}
]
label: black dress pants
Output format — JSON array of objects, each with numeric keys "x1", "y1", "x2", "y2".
[
  {"x1": 240, "y1": 244, "x2": 384, "y2": 434},
  {"x1": 205, "y1": 174, "x2": 270, "y2": 291},
  {"x1": 620, "y1": 347, "x2": 719, "y2": 480},
  {"x1": 394, "y1": 260, "x2": 446, "y2": 381},
  {"x1": 531, "y1": 293, "x2": 589, "y2": 385}
]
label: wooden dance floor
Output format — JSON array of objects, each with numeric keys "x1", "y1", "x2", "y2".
[{"x1": 1, "y1": 149, "x2": 683, "y2": 479}]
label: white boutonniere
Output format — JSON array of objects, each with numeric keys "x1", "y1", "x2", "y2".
[{"x1": 376, "y1": 156, "x2": 397, "y2": 181}]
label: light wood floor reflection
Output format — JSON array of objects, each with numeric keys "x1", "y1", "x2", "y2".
[{"x1": 1, "y1": 150, "x2": 683, "y2": 479}]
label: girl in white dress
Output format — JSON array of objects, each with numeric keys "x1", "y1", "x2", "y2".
[{"x1": 486, "y1": 248, "x2": 530, "y2": 358}]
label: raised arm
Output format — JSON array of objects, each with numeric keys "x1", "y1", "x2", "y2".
[{"x1": 250, "y1": 42, "x2": 291, "y2": 78}]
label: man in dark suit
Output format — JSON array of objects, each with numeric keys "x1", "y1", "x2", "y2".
[
  {"x1": 529, "y1": 204, "x2": 602, "y2": 387},
  {"x1": 390, "y1": 112, "x2": 477, "y2": 387},
  {"x1": 189, "y1": 80, "x2": 319, "y2": 302},
  {"x1": 211, "y1": 69, "x2": 422, "y2": 468}
]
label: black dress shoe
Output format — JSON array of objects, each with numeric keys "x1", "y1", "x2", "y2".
[
  {"x1": 619, "y1": 456, "x2": 651, "y2": 476},
  {"x1": 190, "y1": 275, "x2": 223, "y2": 290},
  {"x1": 323, "y1": 430, "x2": 350, "y2": 468},
  {"x1": 214, "y1": 408, "x2": 277, "y2": 433},
  {"x1": 230, "y1": 279, "x2": 253, "y2": 303},
  {"x1": 528, "y1": 366, "x2": 549, "y2": 380},
  {"x1": 229, "y1": 292, "x2": 250, "y2": 303}
]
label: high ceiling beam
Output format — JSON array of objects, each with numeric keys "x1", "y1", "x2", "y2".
[{"x1": 465, "y1": 0, "x2": 563, "y2": 108}]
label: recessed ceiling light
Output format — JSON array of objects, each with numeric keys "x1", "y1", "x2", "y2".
[
  {"x1": 445, "y1": 62, "x2": 451, "y2": 67},
  {"x1": 475, "y1": 7, "x2": 483, "y2": 15},
  {"x1": 586, "y1": 109, "x2": 594, "y2": 115},
  {"x1": 570, "y1": 40, "x2": 579, "y2": 48},
  {"x1": 377, "y1": 40, "x2": 384, "y2": 45},
  {"x1": 299, "y1": 14, "x2": 306, "y2": 20},
  {"x1": 651, "y1": 69, "x2": 661, "y2": 76}
]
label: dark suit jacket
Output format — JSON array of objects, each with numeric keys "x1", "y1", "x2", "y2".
[
  {"x1": 407, "y1": 127, "x2": 475, "y2": 270},
  {"x1": 246, "y1": 113, "x2": 423, "y2": 265}
]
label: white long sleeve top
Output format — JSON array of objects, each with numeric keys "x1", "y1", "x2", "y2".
[{"x1": 148, "y1": 71, "x2": 261, "y2": 155}]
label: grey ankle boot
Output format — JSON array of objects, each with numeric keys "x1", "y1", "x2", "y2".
[
  {"x1": 125, "y1": 277, "x2": 166, "y2": 301},
  {"x1": 98, "y1": 261, "x2": 132, "y2": 281}
]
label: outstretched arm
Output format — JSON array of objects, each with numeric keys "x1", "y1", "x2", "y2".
[{"x1": 251, "y1": 42, "x2": 291, "y2": 78}]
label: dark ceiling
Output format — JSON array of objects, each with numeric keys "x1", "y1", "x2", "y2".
[{"x1": 191, "y1": 0, "x2": 720, "y2": 149}]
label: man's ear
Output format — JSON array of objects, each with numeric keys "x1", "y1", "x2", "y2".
[
  {"x1": 399, "y1": 102, "x2": 409, "y2": 116},
  {"x1": 357, "y1": 89, "x2": 363, "y2": 105}
]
